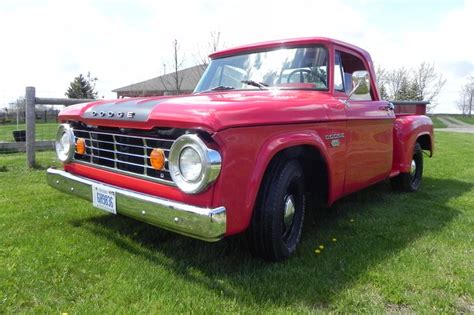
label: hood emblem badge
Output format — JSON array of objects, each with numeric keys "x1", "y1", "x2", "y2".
[{"x1": 88, "y1": 110, "x2": 135, "y2": 119}]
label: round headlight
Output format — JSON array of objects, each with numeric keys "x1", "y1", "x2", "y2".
[
  {"x1": 169, "y1": 134, "x2": 221, "y2": 194},
  {"x1": 55, "y1": 124, "x2": 75, "y2": 163},
  {"x1": 179, "y1": 147, "x2": 203, "y2": 181}
]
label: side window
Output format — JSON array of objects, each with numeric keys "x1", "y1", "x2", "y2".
[
  {"x1": 339, "y1": 51, "x2": 373, "y2": 100},
  {"x1": 334, "y1": 51, "x2": 344, "y2": 92}
]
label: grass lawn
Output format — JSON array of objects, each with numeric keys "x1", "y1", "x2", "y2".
[
  {"x1": 0, "y1": 132, "x2": 473, "y2": 313},
  {"x1": 448, "y1": 115, "x2": 474, "y2": 125},
  {"x1": 0, "y1": 123, "x2": 58, "y2": 142},
  {"x1": 429, "y1": 115, "x2": 447, "y2": 128}
]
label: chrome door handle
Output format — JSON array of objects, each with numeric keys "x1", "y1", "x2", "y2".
[{"x1": 379, "y1": 103, "x2": 394, "y2": 111}]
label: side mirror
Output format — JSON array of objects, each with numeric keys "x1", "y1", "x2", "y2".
[{"x1": 348, "y1": 70, "x2": 371, "y2": 99}]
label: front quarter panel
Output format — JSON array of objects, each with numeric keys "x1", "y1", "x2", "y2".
[{"x1": 211, "y1": 124, "x2": 343, "y2": 236}]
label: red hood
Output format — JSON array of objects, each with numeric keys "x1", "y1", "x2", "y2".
[{"x1": 59, "y1": 90, "x2": 334, "y2": 132}]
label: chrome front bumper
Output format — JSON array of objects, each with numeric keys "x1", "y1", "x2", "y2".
[{"x1": 46, "y1": 168, "x2": 226, "y2": 242}]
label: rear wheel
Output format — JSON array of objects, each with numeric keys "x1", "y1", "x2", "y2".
[
  {"x1": 391, "y1": 142, "x2": 423, "y2": 192},
  {"x1": 248, "y1": 159, "x2": 305, "y2": 261}
]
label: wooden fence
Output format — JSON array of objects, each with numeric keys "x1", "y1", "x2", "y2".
[{"x1": 24, "y1": 86, "x2": 94, "y2": 168}]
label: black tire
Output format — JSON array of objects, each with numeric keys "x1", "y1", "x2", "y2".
[
  {"x1": 248, "y1": 159, "x2": 306, "y2": 261},
  {"x1": 391, "y1": 142, "x2": 423, "y2": 192}
]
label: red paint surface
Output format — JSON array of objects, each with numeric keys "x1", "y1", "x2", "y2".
[
  {"x1": 64, "y1": 163, "x2": 213, "y2": 208},
  {"x1": 58, "y1": 37, "x2": 434, "y2": 236}
]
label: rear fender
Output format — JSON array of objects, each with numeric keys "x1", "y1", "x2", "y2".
[{"x1": 393, "y1": 115, "x2": 434, "y2": 173}]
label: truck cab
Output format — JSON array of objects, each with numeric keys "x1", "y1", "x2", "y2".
[{"x1": 48, "y1": 37, "x2": 434, "y2": 261}]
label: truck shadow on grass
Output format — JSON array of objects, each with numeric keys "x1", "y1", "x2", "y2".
[{"x1": 70, "y1": 176, "x2": 471, "y2": 308}]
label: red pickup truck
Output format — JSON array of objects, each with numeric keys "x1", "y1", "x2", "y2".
[{"x1": 47, "y1": 37, "x2": 434, "y2": 261}]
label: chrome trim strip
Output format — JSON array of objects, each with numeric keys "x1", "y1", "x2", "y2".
[
  {"x1": 112, "y1": 134, "x2": 118, "y2": 169},
  {"x1": 169, "y1": 134, "x2": 222, "y2": 194},
  {"x1": 72, "y1": 160, "x2": 175, "y2": 186},
  {"x1": 80, "y1": 153, "x2": 169, "y2": 171},
  {"x1": 85, "y1": 145, "x2": 154, "y2": 159},
  {"x1": 84, "y1": 137, "x2": 171, "y2": 151},
  {"x1": 75, "y1": 129, "x2": 174, "y2": 142},
  {"x1": 47, "y1": 168, "x2": 226, "y2": 242}
]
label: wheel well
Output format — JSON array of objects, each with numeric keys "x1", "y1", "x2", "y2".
[
  {"x1": 263, "y1": 145, "x2": 329, "y2": 208},
  {"x1": 417, "y1": 134, "x2": 432, "y2": 155}
]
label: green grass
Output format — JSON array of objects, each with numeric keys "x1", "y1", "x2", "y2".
[
  {"x1": 0, "y1": 123, "x2": 58, "y2": 142},
  {"x1": 1, "y1": 132, "x2": 473, "y2": 313},
  {"x1": 429, "y1": 115, "x2": 448, "y2": 128},
  {"x1": 448, "y1": 115, "x2": 474, "y2": 125}
]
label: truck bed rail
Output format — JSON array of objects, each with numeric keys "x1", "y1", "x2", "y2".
[{"x1": 391, "y1": 101, "x2": 430, "y2": 115}]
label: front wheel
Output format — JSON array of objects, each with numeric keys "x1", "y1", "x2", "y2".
[
  {"x1": 248, "y1": 159, "x2": 306, "y2": 261},
  {"x1": 391, "y1": 142, "x2": 424, "y2": 192}
]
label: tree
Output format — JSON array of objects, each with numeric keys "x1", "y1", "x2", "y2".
[
  {"x1": 396, "y1": 76, "x2": 412, "y2": 100},
  {"x1": 408, "y1": 80, "x2": 423, "y2": 101},
  {"x1": 10, "y1": 97, "x2": 25, "y2": 112},
  {"x1": 375, "y1": 65, "x2": 389, "y2": 100},
  {"x1": 65, "y1": 72, "x2": 98, "y2": 99},
  {"x1": 410, "y1": 62, "x2": 446, "y2": 110},
  {"x1": 160, "y1": 39, "x2": 185, "y2": 95},
  {"x1": 377, "y1": 63, "x2": 446, "y2": 112},
  {"x1": 458, "y1": 75, "x2": 474, "y2": 117},
  {"x1": 386, "y1": 68, "x2": 409, "y2": 100},
  {"x1": 191, "y1": 31, "x2": 225, "y2": 81},
  {"x1": 196, "y1": 31, "x2": 223, "y2": 68}
]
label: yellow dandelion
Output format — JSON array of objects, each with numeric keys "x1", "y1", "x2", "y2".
[
  {"x1": 319, "y1": 245, "x2": 324, "y2": 249},
  {"x1": 314, "y1": 249, "x2": 321, "y2": 254},
  {"x1": 332, "y1": 238, "x2": 337, "y2": 242}
]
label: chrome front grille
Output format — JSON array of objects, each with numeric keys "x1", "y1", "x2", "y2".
[{"x1": 72, "y1": 128, "x2": 175, "y2": 185}]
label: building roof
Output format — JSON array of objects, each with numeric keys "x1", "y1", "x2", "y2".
[{"x1": 112, "y1": 65, "x2": 206, "y2": 95}]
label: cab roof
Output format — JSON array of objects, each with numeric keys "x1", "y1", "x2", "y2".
[{"x1": 209, "y1": 37, "x2": 371, "y2": 61}]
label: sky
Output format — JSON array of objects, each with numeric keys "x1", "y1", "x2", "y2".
[{"x1": 0, "y1": 0, "x2": 473, "y2": 113}]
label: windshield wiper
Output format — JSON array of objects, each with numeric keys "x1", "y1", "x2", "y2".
[
  {"x1": 241, "y1": 80, "x2": 269, "y2": 89},
  {"x1": 200, "y1": 85, "x2": 235, "y2": 93}
]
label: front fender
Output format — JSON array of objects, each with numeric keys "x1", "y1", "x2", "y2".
[
  {"x1": 247, "y1": 130, "x2": 331, "y2": 211},
  {"x1": 212, "y1": 125, "x2": 333, "y2": 235},
  {"x1": 393, "y1": 115, "x2": 434, "y2": 173}
]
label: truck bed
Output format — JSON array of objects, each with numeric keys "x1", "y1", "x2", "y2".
[{"x1": 392, "y1": 100, "x2": 430, "y2": 116}]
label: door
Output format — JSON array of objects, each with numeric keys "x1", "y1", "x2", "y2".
[{"x1": 335, "y1": 50, "x2": 395, "y2": 195}]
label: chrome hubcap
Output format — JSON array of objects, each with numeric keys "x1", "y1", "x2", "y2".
[
  {"x1": 283, "y1": 195, "x2": 296, "y2": 232},
  {"x1": 410, "y1": 159, "x2": 416, "y2": 176}
]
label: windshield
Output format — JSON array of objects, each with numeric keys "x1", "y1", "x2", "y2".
[{"x1": 194, "y1": 46, "x2": 329, "y2": 93}]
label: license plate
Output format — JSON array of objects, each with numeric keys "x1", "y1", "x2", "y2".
[{"x1": 92, "y1": 185, "x2": 117, "y2": 214}]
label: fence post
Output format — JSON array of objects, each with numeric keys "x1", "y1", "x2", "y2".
[{"x1": 25, "y1": 86, "x2": 36, "y2": 168}]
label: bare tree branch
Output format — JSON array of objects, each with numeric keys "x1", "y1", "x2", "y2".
[
  {"x1": 412, "y1": 62, "x2": 447, "y2": 110},
  {"x1": 386, "y1": 67, "x2": 409, "y2": 100},
  {"x1": 458, "y1": 75, "x2": 474, "y2": 116}
]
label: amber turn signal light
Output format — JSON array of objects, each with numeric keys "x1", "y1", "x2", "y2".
[
  {"x1": 150, "y1": 148, "x2": 165, "y2": 170},
  {"x1": 75, "y1": 138, "x2": 86, "y2": 155}
]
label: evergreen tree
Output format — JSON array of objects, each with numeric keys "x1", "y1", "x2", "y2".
[
  {"x1": 408, "y1": 80, "x2": 423, "y2": 101},
  {"x1": 65, "y1": 73, "x2": 98, "y2": 99},
  {"x1": 395, "y1": 77, "x2": 411, "y2": 100},
  {"x1": 379, "y1": 84, "x2": 389, "y2": 100}
]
